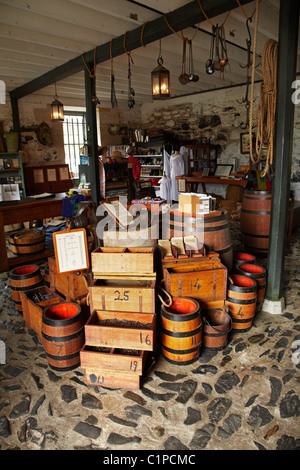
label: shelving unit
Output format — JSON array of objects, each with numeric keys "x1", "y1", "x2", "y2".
[
  {"x1": 0, "y1": 152, "x2": 26, "y2": 197},
  {"x1": 134, "y1": 142, "x2": 164, "y2": 195},
  {"x1": 187, "y1": 144, "x2": 221, "y2": 176}
]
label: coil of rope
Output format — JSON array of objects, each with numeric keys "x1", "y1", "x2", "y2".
[{"x1": 249, "y1": 0, "x2": 278, "y2": 177}]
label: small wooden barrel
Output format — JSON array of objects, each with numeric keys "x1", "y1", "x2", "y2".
[
  {"x1": 240, "y1": 190, "x2": 272, "y2": 254},
  {"x1": 225, "y1": 275, "x2": 257, "y2": 331},
  {"x1": 235, "y1": 263, "x2": 266, "y2": 312},
  {"x1": 9, "y1": 265, "x2": 44, "y2": 313},
  {"x1": 42, "y1": 302, "x2": 85, "y2": 371},
  {"x1": 8, "y1": 229, "x2": 45, "y2": 256},
  {"x1": 160, "y1": 297, "x2": 202, "y2": 365},
  {"x1": 169, "y1": 209, "x2": 233, "y2": 270},
  {"x1": 202, "y1": 308, "x2": 232, "y2": 350},
  {"x1": 233, "y1": 252, "x2": 256, "y2": 269}
]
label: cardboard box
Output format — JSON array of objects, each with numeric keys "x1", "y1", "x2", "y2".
[{"x1": 179, "y1": 192, "x2": 212, "y2": 214}]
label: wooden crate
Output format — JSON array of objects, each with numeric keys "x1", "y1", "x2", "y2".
[
  {"x1": 163, "y1": 261, "x2": 227, "y2": 306},
  {"x1": 84, "y1": 310, "x2": 156, "y2": 351},
  {"x1": 20, "y1": 286, "x2": 65, "y2": 340},
  {"x1": 80, "y1": 344, "x2": 147, "y2": 374},
  {"x1": 48, "y1": 257, "x2": 89, "y2": 301},
  {"x1": 89, "y1": 278, "x2": 156, "y2": 313},
  {"x1": 91, "y1": 247, "x2": 155, "y2": 278},
  {"x1": 84, "y1": 368, "x2": 142, "y2": 390}
]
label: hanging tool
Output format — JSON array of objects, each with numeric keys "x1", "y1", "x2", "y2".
[
  {"x1": 237, "y1": 18, "x2": 257, "y2": 129},
  {"x1": 179, "y1": 39, "x2": 189, "y2": 84},
  {"x1": 127, "y1": 53, "x2": 135, "y2": 109},
  {"x1": 188, "y1": 39, "x2": 199, "y2": 82}
]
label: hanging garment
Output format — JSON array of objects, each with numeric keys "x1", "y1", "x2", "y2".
[
  {"x1": 163, "y1": 149, "x2": 171, "y2": 178},
  {"x1": 170, "y1": 153, "x2": 185, "y2": 202},
  {"x1": 158, "y1": 176, "x2": 171, "y2": 204}
]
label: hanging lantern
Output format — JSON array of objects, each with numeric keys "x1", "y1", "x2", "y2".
[
  {"x1": 50, "y1": 83, "x2": 64, "y2": 121},
  {"x1": 151, "y1": 40, "x2": 170, "y2": 99}
]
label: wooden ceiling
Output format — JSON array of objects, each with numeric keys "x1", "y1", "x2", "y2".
[{"x1": 0, "y1": 0, "x2": 299, "y2": 106}]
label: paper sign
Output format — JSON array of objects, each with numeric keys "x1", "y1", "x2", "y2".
[{"x1": 53, "y1": 228, "x2": 89, "y2": 273}]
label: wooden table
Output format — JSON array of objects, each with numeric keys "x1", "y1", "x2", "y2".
[
  {"x1": 0, "y1": 194, "x2": 65, "y2": 272},
  {"x1": 177, "y1": 176, "x2": 247, "y2": 193}
]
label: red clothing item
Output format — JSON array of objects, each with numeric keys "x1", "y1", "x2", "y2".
[{"x1": 127, "y1": 155, "x2": 141, "y2": 181}]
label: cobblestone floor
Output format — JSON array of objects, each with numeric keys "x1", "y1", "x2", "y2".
[{"x1": 0, "y1": 222, "x2": 299, "y2": 451}]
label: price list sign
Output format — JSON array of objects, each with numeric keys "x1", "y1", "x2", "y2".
[{"x1": 53, "y1": 228, "x2": 89, "y2": 273}]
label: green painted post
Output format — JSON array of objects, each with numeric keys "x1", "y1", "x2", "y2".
[{"x1": 266, "y1": 0, "x2": 299, "y2": 301}]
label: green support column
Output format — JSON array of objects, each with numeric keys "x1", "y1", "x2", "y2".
[
  {"x1": 84, "y1": 68, "x2": 100, "y2": 204},
  {"x1": 265, "y1": 0, "x2": 299, "y2": 303}
]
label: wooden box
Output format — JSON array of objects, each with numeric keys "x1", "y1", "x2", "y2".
[
  {"x1": 48, "y1": 256, "x2": 89, "y2": 301},
  {"x1": 89, "y1": 278, "x2": 156, "y2": 313},
  {"x1": 84, "y1": 309, "x2": 156, "y2": 351},
  {"x1": 163, "y1": 261, "x2": 227, "y2": 308},
  {"x1": 20, "y1": 286, "x2": 65, "y2": 339},
  {"x1": 84, "y1": 368, "x2": 142, "y2": 390},
  {"x1": 80, "y1": 344, "x2": 147, "y2": 374},
  {"x1": 91, "y1": 247, "x2": 155, "y2": 278}
]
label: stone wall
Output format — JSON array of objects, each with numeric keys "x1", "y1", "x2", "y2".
[{"x1": 141, "y1": 83, "x2": 300, "y2": 183}]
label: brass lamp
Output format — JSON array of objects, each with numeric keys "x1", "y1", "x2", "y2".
[
  {"x1": 50, "y1": 83, "x2": 64, "y2": 121},
  {"x1": 151, "y1": 40, "x2": 170, "y2": 99}
]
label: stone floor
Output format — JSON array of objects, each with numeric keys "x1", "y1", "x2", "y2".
[{"x1": 0, "y1": 221, "x2": 299, "y2": 451}]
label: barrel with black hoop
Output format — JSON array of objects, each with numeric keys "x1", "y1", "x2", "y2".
[
  {"x1": 225, "y1": 274, "x2": 257, "y2": 331},
  {"x1": 160, "y1": 297, "x2": 202, "y2": 365},
  {"x1": 42, "y1": 302, "x2": 85, "y2": 371},
  {"x1": 240, "y1": 190, "x2": 272, "y2": 254},
  {"x1": 168, "y1": 209, "x2": 233, "y2": 270}
]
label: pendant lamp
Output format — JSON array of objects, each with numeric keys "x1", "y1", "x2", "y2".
[
  {"x1": 50, "y1": 83, "x2": 64, "y2": 121},
  {"x1": 151, "y1": 40, "x2": 171, "y2": 100}
]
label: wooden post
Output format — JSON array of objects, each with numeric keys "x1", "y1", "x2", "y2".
[
  {"x1": 84, "y1": 68, "x2": 100, "y2": 204},
  {"x1": 265, "y1": 0, "x2": 299, "y2": 302}
]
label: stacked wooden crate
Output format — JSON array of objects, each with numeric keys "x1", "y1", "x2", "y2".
[{"x1": 80, "y1": 247, "x2": 157, "y2": 390}]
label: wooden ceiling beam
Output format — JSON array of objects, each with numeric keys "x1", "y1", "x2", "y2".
[{"x1": 10, "y1": 0, "x2": 253, "y2": 100}]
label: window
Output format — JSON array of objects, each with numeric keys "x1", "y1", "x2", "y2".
[{"x1": 63, "y1": 112, "x2": 87, "y2": 178}]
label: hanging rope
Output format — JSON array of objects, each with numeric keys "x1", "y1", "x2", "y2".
[
  {"x1": 110, "y1": 39, "x2": 118, "y2": 108},
  {"x1": 82, "y1": 47, "x2": 97, "y2": 77},
  {"x1": 249, "y1": 0, "x2": 278, "y2": 177},
  {"x1": 197, "y1": 0, "x2": 231, "y2": 27}
]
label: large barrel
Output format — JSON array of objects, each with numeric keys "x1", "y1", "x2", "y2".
[
  {"x1": 240, "y1": 190, "x2": 272, "y2": 254},
  {"x1": 8, "y1": 229, "x2": 45, "y2": 256},
  {"x1": 169, "y1": 209, "x2": 233, "y2": 270},
  {"x1": 225, "y1": 275, "x2": 257, "y2": 331},
  {"x1": 9, "y1": 265, "x2": 44, "y2": 313},
  {"x1": 42, "y1": 302, "x2": 85, "y2": 371},
  {"x1": 160, "y1": 297, "x2": 202, "y2": 365},
  {"x1": 202, "y1": 308, "x2": 232, "y2": 350},
  {"x1": 235, "y1": 263, "x2": 267, "y2": 312}
]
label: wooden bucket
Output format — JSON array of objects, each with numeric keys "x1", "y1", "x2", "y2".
[
  {"x1": 42, "y1": 302, "x2": 85, "y2": 371},
  {"x1": 9, "y1": 265, "x2": 44, "y2": 313},
  {"x1": 160, "y1": 297, "x2": 202, "y2": 365},
  {"x1": 233, "y1": 252, "x2": 256, "y2": 269},
  {"x1": 235, "y1": 263, "x2": 267, "y2": 312},
  {"x1": 202, "y1": 307, "x2": 232, "y2": 350},
  {"x1": 169, "y1": 209, "x2": 233, "y2": 270},
  {"x1": 8, "y1": 229, "x2": 45, "y2": 256},
  {"x1": 240, "y1": 190, "x2": 272, "y2": 254},
  {"x1": 225, "y1": 275, "x2": 257, "y2": 331}
]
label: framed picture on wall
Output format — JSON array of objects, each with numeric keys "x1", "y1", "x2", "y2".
[{"x1": 240, "y1": 132, "x2": 256, "y2": 154}]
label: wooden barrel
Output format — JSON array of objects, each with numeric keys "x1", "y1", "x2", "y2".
[
  {"x1": 202, "y1": 307, "x2": 232, "y2": 349},
  {"x1": 8, "y1": 229, "x2": 45, "y2": 256},
  {"x1": 169, "y1": 209, "x2": 233, "y2": 270},
  {"x1": 240, "y1": 190, "x2": 272, "y2": 254},
  {"x1": 9, "y1": 265, "x2": 44, "y2": 313},
  {"x1": 42, "y1": 302, "x2": 85, "y2": 371},
  {"x1": 225, "y1": 275, "x2": 257, "y2": 331},
  {"x1": 235, "y1": 263, "x2": 267, "y2": 312},
  {"x1": 233, "y1": 252, "x2": 256, "y2": 270},
  {"x1": 160, "y1": 297, "x2": 202, "y2": 365}
]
